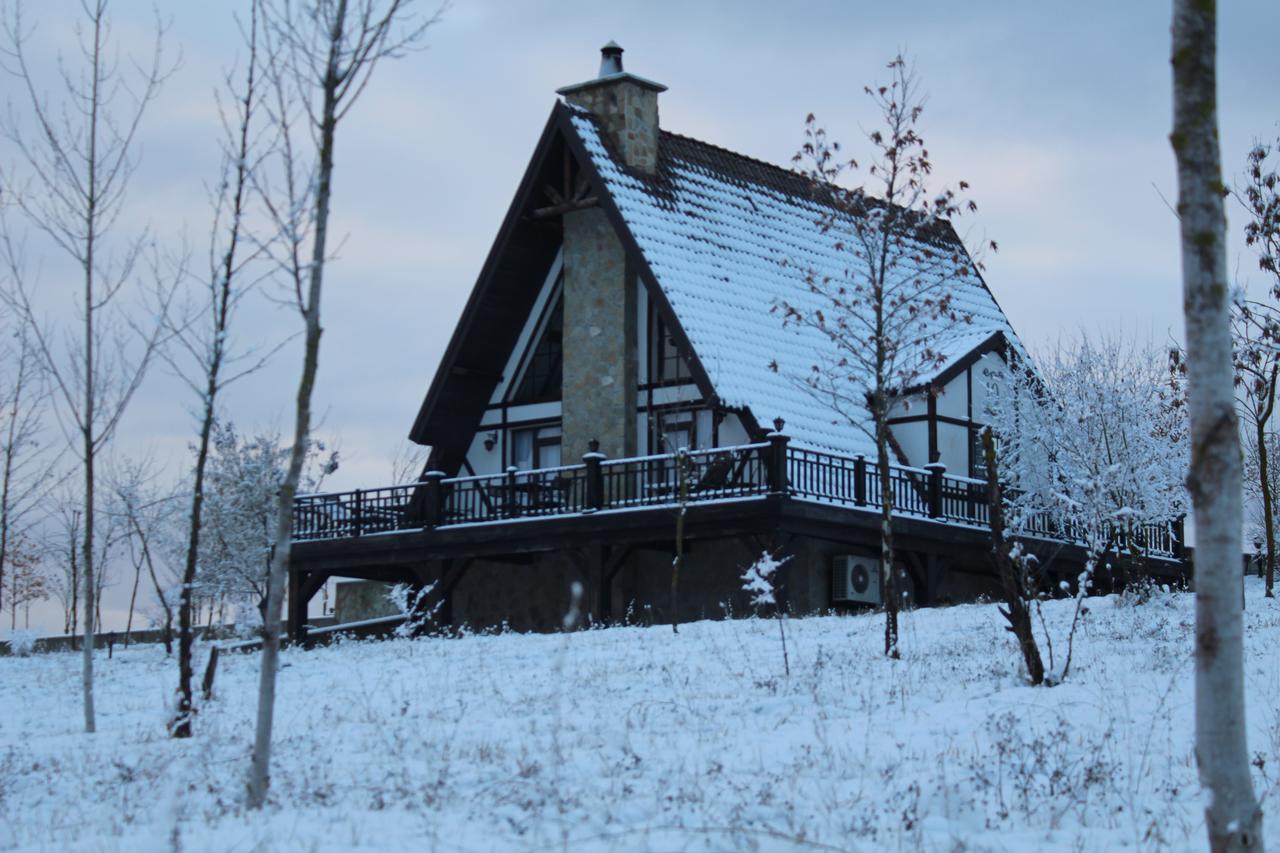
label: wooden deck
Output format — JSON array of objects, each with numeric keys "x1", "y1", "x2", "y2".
[{"x1": 287, "y1": 436, "x2": 1187, "y2": 639}]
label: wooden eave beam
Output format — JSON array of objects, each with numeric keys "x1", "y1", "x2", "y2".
[{"x1": 531, "y1": 196, "x2": 599, "y2": 219}]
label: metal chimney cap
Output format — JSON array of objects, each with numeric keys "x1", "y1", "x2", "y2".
[
  {"x1": 599, "y1": 41, "x2": 624, "y2": 77},
  {"x1": 556, "y1": 41, "x2": 667, "y2": 96}
]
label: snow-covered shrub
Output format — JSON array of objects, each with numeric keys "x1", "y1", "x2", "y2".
[
  {"x1": 984, "y1": 335, "x2": 1188, "y2": 683},
  {"x1": 740, "y1": 550, "x2": 786, "y2": 609},
  {"x1": 387, "y1": 582, "x2": 439, "y2": 637},
  {"x1": 6, "y1": 630, "x2": 36, "y2": 657},
  {"x1": 193, "y1": 422, "x2": 338, "y2": 615},
  {"x1": 741, "y1": 551, "x2": 790, "y2": 676}
]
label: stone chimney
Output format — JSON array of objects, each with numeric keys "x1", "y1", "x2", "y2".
[{"x1": 557, "y1": 42, "x2": 666, "y2": 175}]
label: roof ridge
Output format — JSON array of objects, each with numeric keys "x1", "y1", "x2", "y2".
[{"x1": 658, "y1": 127, "x2": 805, "y2": 189}]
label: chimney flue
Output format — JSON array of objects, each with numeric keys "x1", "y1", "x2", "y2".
[{"x1": 598, "y1": 41, "x2": 624, "y2": 77}]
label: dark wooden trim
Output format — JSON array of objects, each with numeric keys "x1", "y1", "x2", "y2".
[
  {"x1": 900, "y1": 330, "x2": 1008, "y2": 398},
  {"x1": 411, "y1": 104, "x2": 568, "y2": 456},
  {"x1": 532, "y1": 196, "x2": 599, "y2": 218},
  {"x1": 927, "y1": 394, "x2": 938, "y2": 464},
  {"x1": 887, "y1": 412, "x2": 980, "y2": 430}
]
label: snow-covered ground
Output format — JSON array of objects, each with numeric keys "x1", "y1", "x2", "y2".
[{"x1": 3, "y1": 580, "x2": 1279, "y2": 851}]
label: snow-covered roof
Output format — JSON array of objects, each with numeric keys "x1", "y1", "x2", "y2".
[{"x1": 567, "y1": 109, "x2": 1023, "y2": 457}]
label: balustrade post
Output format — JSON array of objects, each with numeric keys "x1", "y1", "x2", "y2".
[
  {"x1": 352, "y1": 488, "x2": 364, "y2": 537},
  {"x1": 584, "y1": 439, "x2": 606, "y2": 512},
  {"x1": 1173, "y1": 515, "x2": 1186, "y2": 559},
  {"x1": 854, "y1": 455, "x2": 867, "y2": 506},
  {"x1": 423, "y1": 471, "x2": 445, "y2": 528},
  {"x1": 505, "y1": 466, "x2": 520, "y2": 518},
  {"x1": 767, "y1": 418, "x2": 789, "y2": 495},
  {"x1": 924, "y1": 462, "x2": 946, "y2": 519}
]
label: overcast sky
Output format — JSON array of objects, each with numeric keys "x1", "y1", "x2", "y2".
[{"x1": 4, "y1": 1, "x2": 1278, "y2": 635}]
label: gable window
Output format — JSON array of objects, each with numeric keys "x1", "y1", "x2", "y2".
[
  {"x1": 969, "y1": 427, "x2": 989, "y2": 481},
  {"x1": 511, "y1": 294, "x2": 563, "y2": 403},
  {"x1": 512, "y1": 425, "x2": 561, "y2": 470},
  {"x1": 652, "y1": 312, "x2": 692, "y2": 384},
  {"x1": 654, "y1": 410, "x2": 695, "y2": 454}
]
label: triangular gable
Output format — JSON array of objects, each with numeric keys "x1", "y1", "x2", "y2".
[{"x1": 411, "y1": 103, "x2": 732, "y2": 472}]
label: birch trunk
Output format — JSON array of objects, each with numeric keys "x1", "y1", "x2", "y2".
[
  {"x1": 79, "y1": 8, "x2": 104, "y2": 735},
  {"x1": 1171, "y1": 2, "x2": 1263, "y2": 848}
]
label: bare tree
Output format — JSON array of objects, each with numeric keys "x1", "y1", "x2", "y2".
[
  {"x1": 0, "y1": 321, "x2": 54, "y2": 618},
  {"x1": 1233, "y1": 140, "x2": 1280, "y2": 598},
  {"x1": 0, "y1": 0, "x2": 177, "y2": 733},
  {"x1": 107, "y1": 456, "x2": 177, "y2": 648},
  {"x1": 47, "y1": 490, "x2": 82, "y2": 638},
  {"x1": 1232, "y1": 299, "x2": 1278, "y2": 597},
  {"x1": 777, "y1": 55, "x2": 990, "y2": 658},
  {"x1": 1170, "y1": 2, "x2": 1264, "y2": 849},
  {"x1": 164, "y1": 0, "x2": 285, "y2": 740},
  {"x1": 389, "y1": 441, "x2": 428, "y2": 485},
  {"x1": 245, "y1": 0, "x2": 441, "y2": 808},
  {"x1": 5, "y1": 530, "x2": 45, "y2": 630}
]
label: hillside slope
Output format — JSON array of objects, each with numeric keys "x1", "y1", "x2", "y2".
[{"x1": 3, "y1": 581, "x2": 1279, "y2": 851}]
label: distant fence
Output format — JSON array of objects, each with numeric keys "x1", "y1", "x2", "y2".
[{"x1": 0, "y1": 618, "x2": 336, "y2": 656}]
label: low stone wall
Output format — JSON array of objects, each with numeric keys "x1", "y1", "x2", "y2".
[{"x1": 0, "y1": 619, "x2": 336, "y2": 656}]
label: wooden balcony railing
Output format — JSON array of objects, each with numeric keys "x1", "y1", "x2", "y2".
[{"x1": 291, "y1": 432, "x2": 1184, "y2": 560}]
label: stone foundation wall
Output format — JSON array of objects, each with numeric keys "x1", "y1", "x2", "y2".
[{"x1": 334, "y1": 580, "x2": 400, "y2": 624}]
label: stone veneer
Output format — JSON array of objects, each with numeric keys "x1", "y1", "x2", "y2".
[
  {"x1": 562, "y1": 77, "x2": 660, "y2": 175},
  {"x1": 561, "y1": 207, "x2": 636, "y2": 462}
]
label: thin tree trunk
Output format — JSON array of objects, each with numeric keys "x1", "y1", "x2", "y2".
[
  {"x1": 248, "y1": 0, "x2": 344, "y2": 808},
  {"x1": 174, "y1": 0, "x2": 258, "y2": 736},
  {"x1": 983, "y1": 428, "x2": 1044, "y2": 685},
  {"x1": 0, "y1": 366, "x2": 21, "y2": 615},
  {"x1": 125, "y1": 553, "x2": 141, "y2": 647},
  {"x1": 1258, "y1": 365, "x2": 1277, "y2": 597},
  {"x1": 877, "y1": 417, "x2": 899, "y2": 658},
  {"x1": 144, "y1": 531, "x2": 174, "y2": 656},
  {"x1": 671, "y1": 450, "x2": 688, "y2": 633},
  {"x1": 77, "y1": 4, "x2": 108, "y2": 736},
  {"x1": 1171, "y1": 2, "x2": 1264, "y2": 848},
  {"x1": 174, "y1": 410, "x2": 215, "y2": 736}
]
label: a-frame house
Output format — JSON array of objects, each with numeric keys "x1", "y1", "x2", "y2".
[{"x1": 287, "y1": 44, "x2": 1183, "y2": 637}]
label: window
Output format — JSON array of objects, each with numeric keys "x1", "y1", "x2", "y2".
[
  {"x1": 653, "y1": 410, "x2": 695, "y2": 454},
  {"x1": 512, "y1": 425, "x2": 561, "y2": 470},
  {"x1": 652, "y1": 313, "x2": 692, "y2": 384},
  {"x1": 511, "y1": 295, "x2": 563, "y2": 403},
  {"x1": 969, "y1": 427, "x2": 989, "y2": 481}
]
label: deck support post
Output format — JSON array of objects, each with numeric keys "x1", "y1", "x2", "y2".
[
  {"x1": 423, "y1": 471, "x2": 445, "y2": 528},
  {"x1": 925, "y1": 462, "x2": 946, "y2": 519},
  {"x1": 287, "y1": 569, "x2": 306, "y2": 645},
  {"x1": 854, "y1": 455, "x2": 867, "y2": 505},
  {"x1": 767, "y1": 420, "x2": 789, "y2": 495}
]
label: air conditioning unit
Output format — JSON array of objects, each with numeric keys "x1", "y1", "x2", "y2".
[{"x1": 833, "y1": 555, "x2": 880, "y2": 605}]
